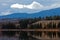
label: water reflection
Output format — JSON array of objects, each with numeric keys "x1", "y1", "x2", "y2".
[
  {"x1": 1, "y1": 31, "x2": 60, "y2": 40},
  {"x1": 0, "y1": 36, "x2": 19, "y2": 40},
  {"x1": 0, "y1": 31, "x2": 39, "y2": 40}
]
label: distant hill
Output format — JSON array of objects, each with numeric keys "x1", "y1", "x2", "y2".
[{"x1": 0, "y1": 8, "x2": 60, "y2": 19}]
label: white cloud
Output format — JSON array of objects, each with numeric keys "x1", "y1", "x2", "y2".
[
  {"x1": 11, "y1": 3, "x2": 24, "y2": 9},
  {"x1": 10, "y1": 1, "x2": 44, "y2": 9},
  {"x1": 10, "y1": 1, "x2": 60, "y2": 10},
  {"x1": 24, "y1": 1, "x2": 44, "y2": 9}
]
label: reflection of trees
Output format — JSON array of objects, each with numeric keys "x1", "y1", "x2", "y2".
[
  {"x1": 19, "y1": 31, "x2": 28, "y2": 40},
  {"x1": 34, "y1": 31, "x2": 42, "y2": 37},
  {"x1": 47, "y1": 32, "x2": 56, "y2": 38},
  {"x1": 53, "y1": 32, "x2": 56, "y2": 38},
  {"x1": 57, "y1": 32, "x2": 60, "y2": 37},
  {"x1": 30, "y1": 31, "x2": 34, "y2": 35},
  {"x1": 47, "y1": 32, "x2": 52, "y2": 38},
  {"x1": 2, "y1": 23, "x2": 16, "y2": 37},
  {"x1": 30, "y1": 31, "x2": 42, "y2": 37}
]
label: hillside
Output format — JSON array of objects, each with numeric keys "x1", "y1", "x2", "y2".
[{"x1": 0, "y1": 8, "x2": 60, "y2": 19}]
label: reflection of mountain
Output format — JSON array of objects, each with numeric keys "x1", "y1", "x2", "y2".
[{"x1": 0, "y1": 8, "x2": 60, "y2": 19}]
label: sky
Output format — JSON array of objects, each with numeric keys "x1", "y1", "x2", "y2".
[{"x1": 0, "y1": 0, "x2": 60, "y2": 16}]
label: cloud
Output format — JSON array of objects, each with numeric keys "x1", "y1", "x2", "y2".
[
  {"x1": 24, "y1": 1, "x2": 44, "y2": 9},
  {"x1": 42, "y1": 3, "x2": 60, "y2": 10},
  {"x1": 0, "y1": 10, "x2": 12, "y2": 16},
  {"x1": 11, "y1": 1, "x2": 60, "y2": 10},
  {"x1": 11, "y1": 3, "x2": 24, "y2": 9},
  {"x1": 24, "y1": 1, "x2": 43, "y2": 9},
  {"x1": 10, "y1": 1, "x2": 44, "y2": 9}
]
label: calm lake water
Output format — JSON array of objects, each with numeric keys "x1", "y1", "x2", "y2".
[
  {"x1": 0, "y1": 36, "x2": 40, "y2": 40},
  {"x1": 0, "y1": 36, "x2": 19, "y2": 40}
]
